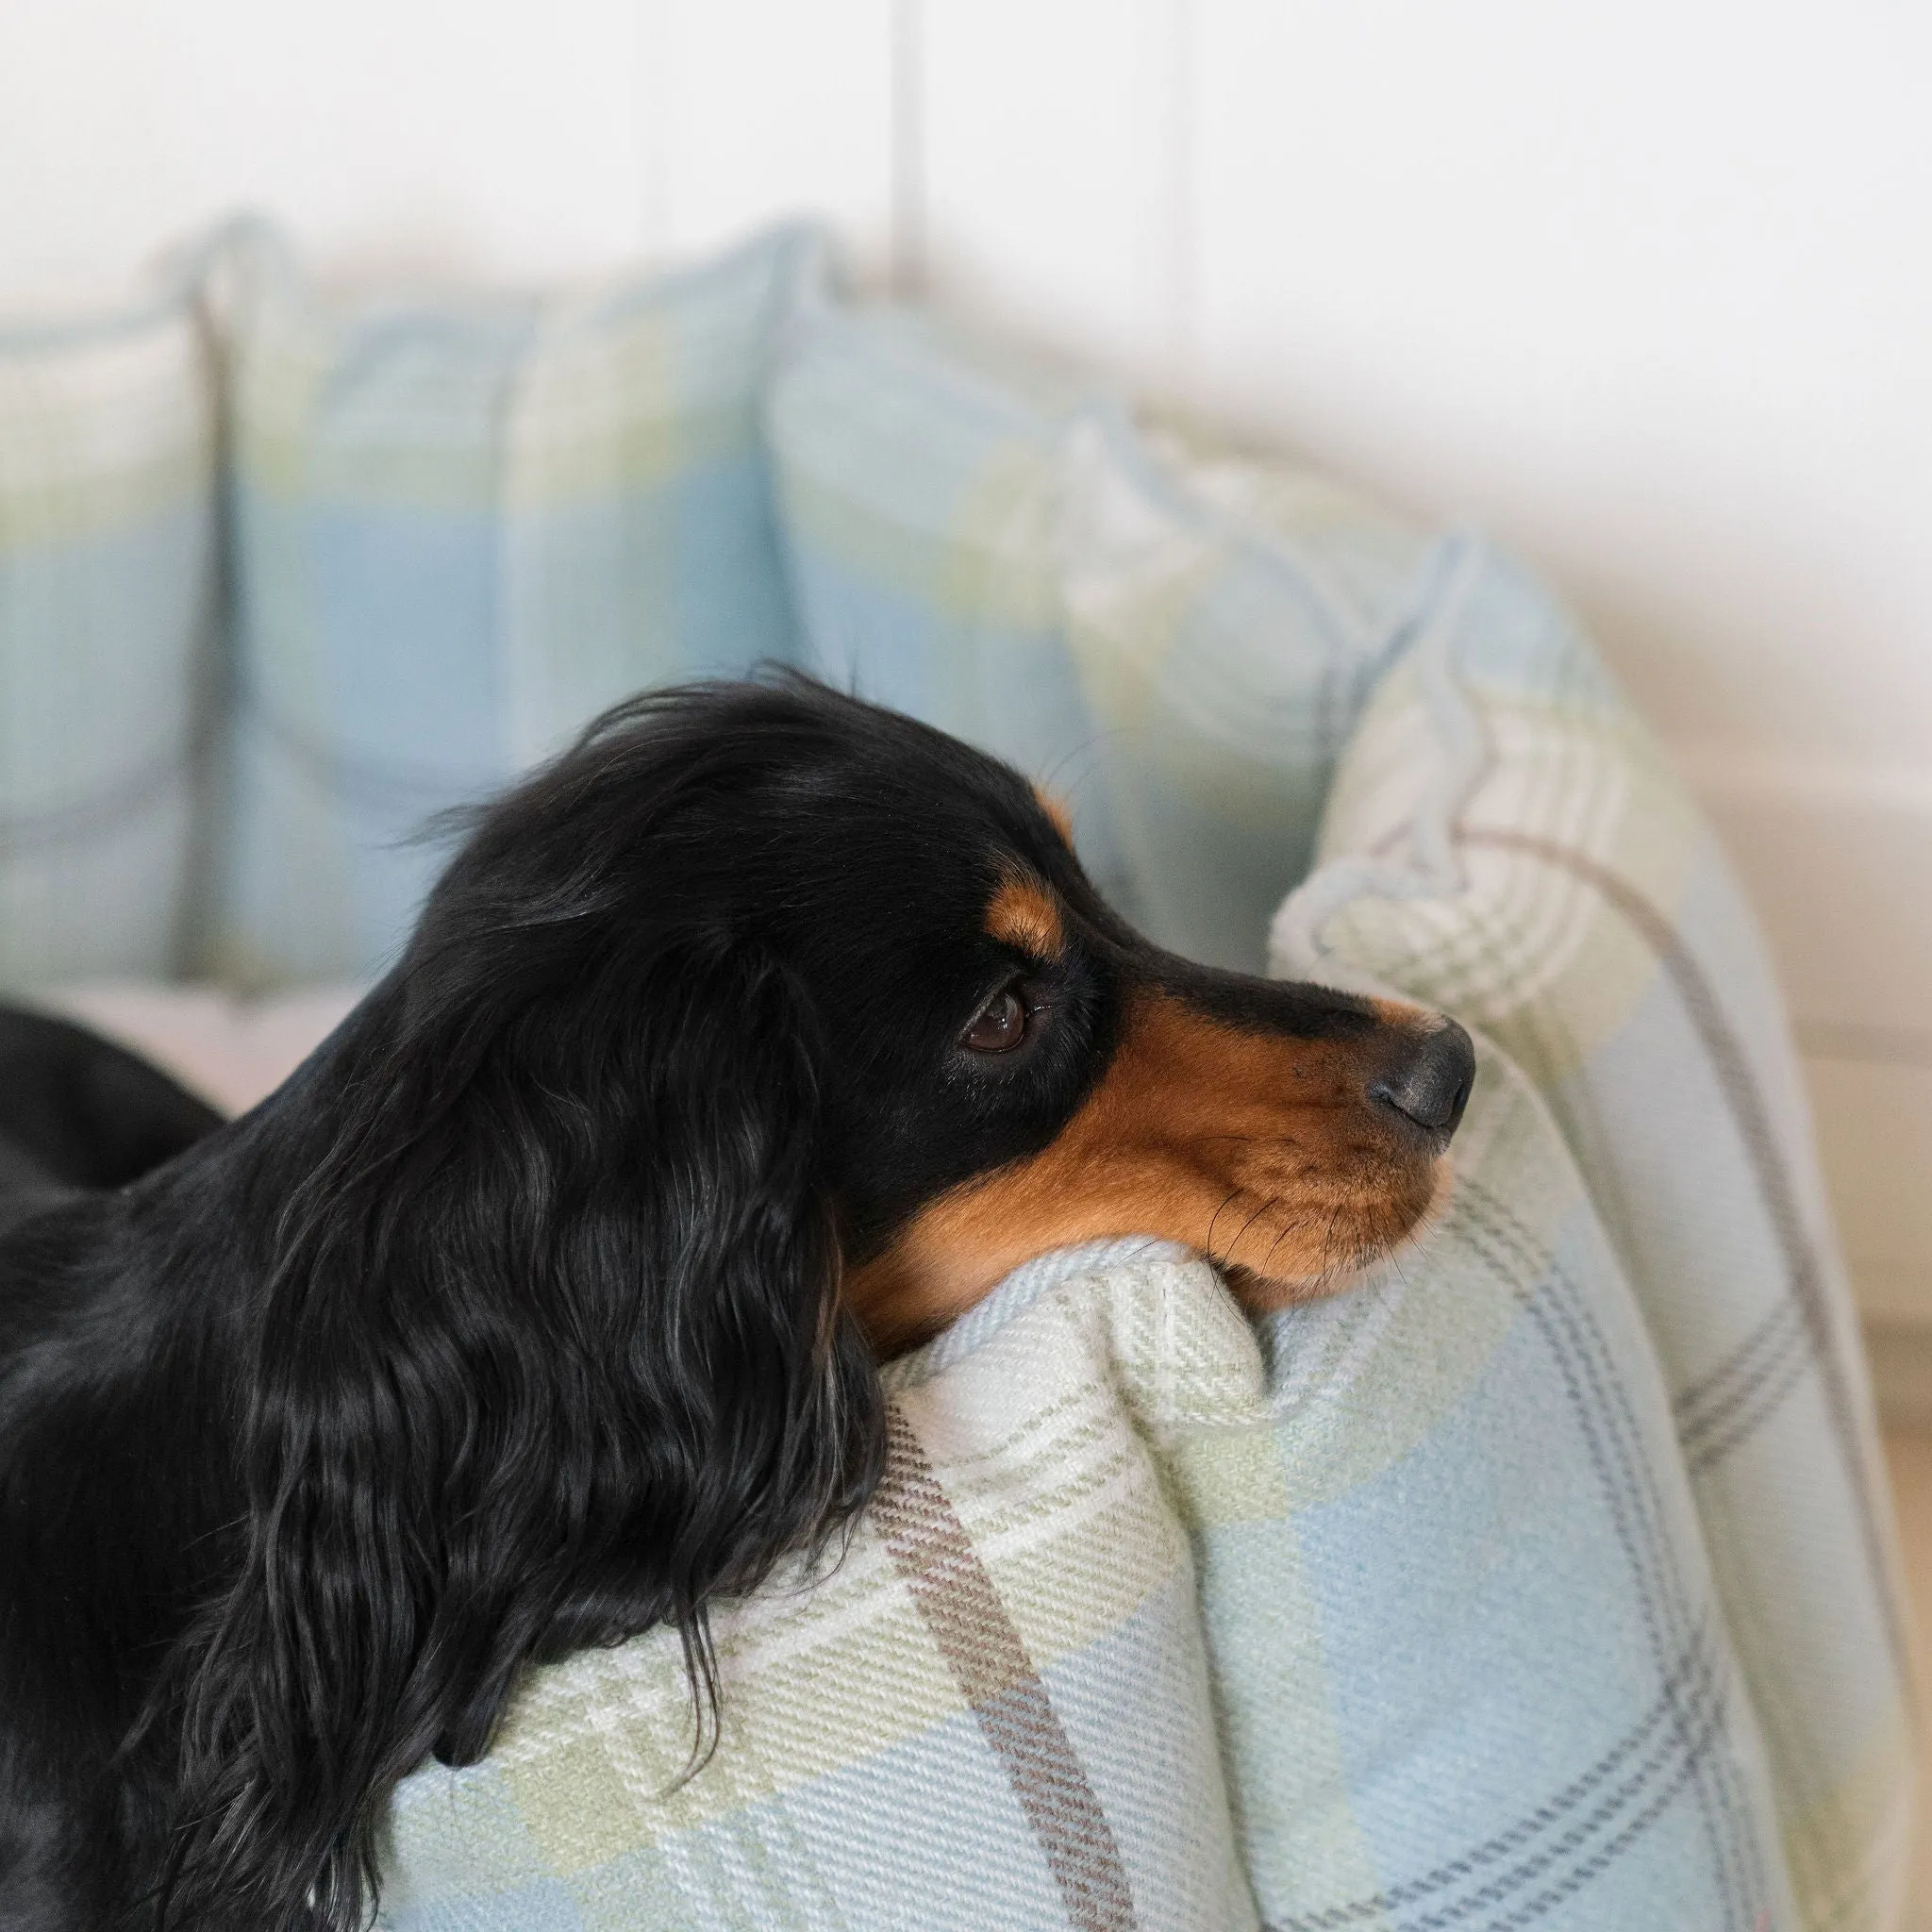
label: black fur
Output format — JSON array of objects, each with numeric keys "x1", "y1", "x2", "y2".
[
  {"x1": 0, "y1": 1011, "x2": 221, "y2": 1230},
  {"x1": 0, "y1": 677, "x2": 1401, "y2": 1929}
]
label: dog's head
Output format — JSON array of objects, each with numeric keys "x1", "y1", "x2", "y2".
[
  {"x1": 160, "y1": 677, "x2": 1470, "y2": 1928},
  {"x1": 414, "y1": 675, "x2": 1470, "y2": 1344},
  {"x1": 665, "y1": 687, "x2": 1472, "y2": 1350}
]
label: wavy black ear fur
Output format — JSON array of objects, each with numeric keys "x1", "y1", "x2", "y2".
[{"x1": 149, "y1": 856, "x2": 885, "y2": 1926}]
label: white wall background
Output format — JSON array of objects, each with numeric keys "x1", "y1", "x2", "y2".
[{"x1": 3, "y1": 0, "x2": 1929, "y2": 1323}]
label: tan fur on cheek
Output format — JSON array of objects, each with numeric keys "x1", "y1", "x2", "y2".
[{"x1": 845, "y1": 990, "x2": 1445, "y2": 1354}]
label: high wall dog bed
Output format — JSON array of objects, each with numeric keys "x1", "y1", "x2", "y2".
[{"x1": 1, "y1": 225, "x2": 1910, "y2": 1931}]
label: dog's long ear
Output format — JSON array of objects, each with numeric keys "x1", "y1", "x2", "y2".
[{"x1": 154, "y1": 939, "x2": 884, "y2": 1930}]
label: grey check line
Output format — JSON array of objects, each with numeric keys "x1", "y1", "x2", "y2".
[
  {"x1": 1401, "y1": 1662, "x2": 1733, "y2": 1932},
  {"x1": 1479, "y1": 1197, "x2": 1853, "y2": 1924},
  {"x1": 242, "y1": 681, "x2": 496, "y2": 817},
  {"x1": 1454, "y1": 827, "x2": 1910, "y2": 1697},
  {"x1": 1455, "y1": 1190, "x2": 1763, "y2": 1930},
  {"x1": 1674, "y1": 1295, "x2": 1807, "y2": 1441},
  {"x1": 1461, "y1": 1172, "x2": 1789, "y2": 1912},
  {"x1": 1257, "y1": 1205, "x2": 1758, "y2": 1932},
  {"x1": 1467, "y1": 1687, "x2": 1733, "y2": 1932},
  {"x1": 0, "y1": 736, "x2": 201, "y2": 854},
  {"x1": 1683, "y1": 1338, "x2": 1818, "y2": 1481},
  {"x1": 1260, "y1": 1614, "x2": 1727, "y2": 1932},
  {"x1": 1677, "y1": 1303, "x2": 1812, "y2": 1460}
]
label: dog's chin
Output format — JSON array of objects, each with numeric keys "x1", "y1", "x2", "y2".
[
  {"x1": 1218, "y1": 1256, "x2": 1382, "y2": 1313},
  {"x1": 1213, "y1": 1157, "x2": 1456, "y2": 1315}
]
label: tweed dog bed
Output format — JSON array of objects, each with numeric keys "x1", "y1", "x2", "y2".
[
  {"x1": 20, "y1": 226, "x2": 1902, "y2": 1931},
  {"x1": 371, "y1": 529, "x2": 1909, "y2": 1928}
]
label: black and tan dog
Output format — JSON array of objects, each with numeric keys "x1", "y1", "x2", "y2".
[{"x1": 0, "y1": 677, "x2": 1472, "y2": 1930}]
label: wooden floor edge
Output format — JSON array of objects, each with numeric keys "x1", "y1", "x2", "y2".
[{"x1": 1865, "y1": 1317, "x2": 1932, "y2": 1433}]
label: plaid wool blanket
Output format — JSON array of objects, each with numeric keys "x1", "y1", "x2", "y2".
[
  {"x1": 2, "y1": 223, "x2": 1906, "y2": 1929},
  {"x1": 377, "y1": 457, "x2": 1911, "y2": 1930}
]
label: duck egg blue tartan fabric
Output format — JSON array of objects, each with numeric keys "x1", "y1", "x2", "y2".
[
  {"x1": 377, "y1": 1187, "x2": 1797, "y2": 1930},
  {"x1": 767, "y1": 289, "x2": 1911, "y2": 1924},
  {"x1": 0, "y1": 286, "x2": 219, "y2": 984},
  {"x1": 1269, "y1": 537, "x2": 1915, "y2": 1932},
  {"x1": 766, "y1": 300, "x2": 1436, "y2": 976},
  {"x1": 2, "y1": 220, "x2": 1903, "y2": 1928},
  {"x1": 217, "y1": 223, "x2": 819, "y2": 985},
  {"x1": 381, "y1": 287, "x2": 1907, "y2": 1923}
]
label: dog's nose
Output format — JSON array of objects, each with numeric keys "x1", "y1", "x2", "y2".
[{"x1": 1369, "y1": 1019, "x2": 1475, "y2": 1140}]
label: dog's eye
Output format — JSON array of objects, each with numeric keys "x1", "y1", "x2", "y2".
[{"x1": 963, "y1": 987, "x2": 1028, "y2": 1054}]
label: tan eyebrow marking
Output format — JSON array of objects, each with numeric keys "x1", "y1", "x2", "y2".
[
  {"x1": 986, "y1": 874, "x2": 1065, "y2": 959},
  {"x1": 1033, "y1": 787, "x2": 1075, "y2": 844}
]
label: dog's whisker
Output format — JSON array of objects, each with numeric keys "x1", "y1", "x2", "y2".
[
  {"x1": 1228, "y1": 1192, "x2": 1277, "y2": 1264},
  {"x1": 1205, "y1": 1185, "x2": 1243, "y2": 1256}
]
